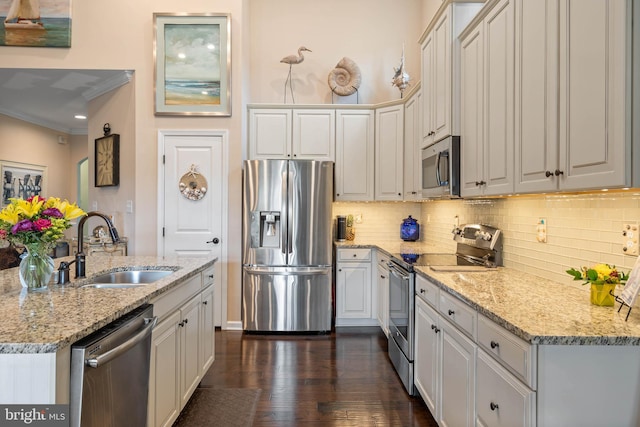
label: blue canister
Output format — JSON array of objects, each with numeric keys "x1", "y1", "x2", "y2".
[{"x1": 400, "y1": 215, "x2": 419, "y2": 241}]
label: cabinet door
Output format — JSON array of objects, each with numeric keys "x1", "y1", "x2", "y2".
[
  {"x1": 483, "y1": 0, "x2": 514, "y2": 196},
  {"x1": 336, "y1": 262, "x2": 372, "y2": 321},
  {"x1": 440, "y1": 318, "x2": 477, "y2": 427},
  {"x1": 558, "y1": 0, "x2": 628, "y2": 190},
  {"x1": 460, "y1": 24, "x2": 485, "y2": 197},
  {"x1": 200, "y1": 285, "x2": 215, "y2": 376},
  {"x1": 376, "y1": 262, "x2": 389, "y2": 336},
  {"x1": 432, "y1": 10, "x2": 452, "y2": 142},
  {"x1": 415, "y1": 297, "x2": 441, "y2": 419},
  {"x1": 335, "y1": 110, "x2": 374, "y2": 201},
  {"x1": 292, "y1": 109, "x2": 335, "y2": 160},
  {"x1": 148, "y1": 311, "x2": 181, "y2": 427},
  {"x1": 180, "y1": 295, "x2": 202, "y2": 408},
  {"x1": 421, "y1": 32, "x2": 435, "y2": 145},
  {"x1": 375, "y1": 105, "x2": 404, "y2": 201},
  {"x1": 476, "y1": 350, "x2": 536, "y2": 427},
  {"x1": 514, "y1": 0, "x2": 559, "y2": 193},
  {"x1": 404, "y1": 91, "x2": 422, "y2": 200},
  {"x1": 248, "y1": 108, "x2": 292, "y2": 159}
]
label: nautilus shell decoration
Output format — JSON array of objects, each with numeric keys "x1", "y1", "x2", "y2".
[
  {"x1": 328, "y1": 57, "x2": 362, "y2": 96},
  {"x1": 392, "y1": 45, "x2": 411, "y2": 98},
  {"x1": 178, "y1": 164, "x2": 208, "y2": 201}
]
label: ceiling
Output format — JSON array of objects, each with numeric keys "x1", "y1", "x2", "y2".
[{"x1": 0, "y1": 68, "x2": 133, "y2": 135}]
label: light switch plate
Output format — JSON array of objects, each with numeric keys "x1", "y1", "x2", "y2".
[
  {"x1": 536, "y1": 218, "x2": 547, "y2": 243},
  {"x1": 623, "y1": 223, "x2": 639, "y2": 256}
]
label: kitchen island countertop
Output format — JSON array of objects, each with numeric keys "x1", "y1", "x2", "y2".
[
  {"x1": 336, "y1": 239, "x2": 640, "y2": 345},
  {"x1": 0, "y1": 255, "x2": 216, "y2": 354}
]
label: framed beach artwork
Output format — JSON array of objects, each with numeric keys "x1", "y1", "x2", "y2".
[
  {"x1": 154, "y1": 13, "x2": 231, "y2": 116},
  {"x1": 0, "y1": 0, "x2": 72, "y2": 47},
  {"x1": 1, "y1": 160, "x2": 47, "y2": 207}
]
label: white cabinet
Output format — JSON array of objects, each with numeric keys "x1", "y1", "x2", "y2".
[
  {"x1": 460, "y1": 0, "x2": 515, "y2": 197},
  {"x1": 335, "y1": 109, "x2": 375, "y2": 201},
  {"x1": 515, "y1": 0, "x2": 630, "y2": 192},
  {"x1": 148, "y1": 268, "x2": 215, "y2": 427},
  {"x1": 248, "y1": 107, "x2": 335, "y2": 161},
  {"x1": 420, "y1": 2, "x2": 484, "y2": 146},
  {"x1": 403, "y1": 88, "x2": 422, "y2": 200},
  {"x1": 375, "y1": 105, "x2": 404, "y2": 201},
  {"x1": 375, "y1": 250, "x2": 390, "y2": 336},
  {"x1": 335, "y1": 248, "x2": 376, "y2": 326},
  {"x1": 414, "y1": 294, "x2": 440, "y2": 419}
]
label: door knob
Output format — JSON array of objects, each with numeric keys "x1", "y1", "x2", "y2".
[{"x1": 206, "y1": 237, "x2": 220, "y2": 244}]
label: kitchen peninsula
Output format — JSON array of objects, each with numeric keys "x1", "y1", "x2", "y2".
[
  {"x1": 338, "y1": 240, "x2": 640, "y2": 427},
  {"x1": 0, "y1": 255, "x2": 216, "y2": 406}
]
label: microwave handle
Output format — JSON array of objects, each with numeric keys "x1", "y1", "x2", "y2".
[
  {"x1": 437, "y1": 151, "x2": 449, "y2": 186},
  {"x1": 435, "y1": 151, "x2": 442, "y2": 185}
]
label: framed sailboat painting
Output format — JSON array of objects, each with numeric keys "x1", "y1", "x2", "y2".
[
  {"x1": 0, "y1": 0, "x2": 72, "y2": 47},
  {"x1": 153, "y1": 13, "x2": 231, "y2": 116}
]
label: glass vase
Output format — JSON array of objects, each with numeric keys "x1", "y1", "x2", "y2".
[
  {"x1": 590, "y1": 283, "x2": 616, "y2": 306},
  {"x1": 19, "y1": 243, "x2": 55, "y2": 291}
]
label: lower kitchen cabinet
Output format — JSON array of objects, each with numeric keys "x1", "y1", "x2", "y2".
[
  {"x1": 375, "y1": 250, "x2": 390, "y2": 336},
  {"x1": 476, "y1": 349, "x2": 535, "y2": 427},
  {"x1": 335, "y1": 248, "x2": 376, "y2": 326},
  {"x1": 414, "y1": 296, "x2": 440, "y2": 418},
  {"x1": 147, "y1": 268, "x2": 215, "y2": 427}
]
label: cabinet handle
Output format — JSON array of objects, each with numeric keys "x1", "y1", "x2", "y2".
[
  {"x1": 545, "y1": 170, "x2": 553, "y2": 178},
  {"x1": 208, "y1": 274, "x2": 214, "y2": 279},
  {"x1": 554, "y1": 169, "x2": 564, "y2": 176},
  {"x1": 431, "y1": 324, "x2": 440, "y2": 333},
  {"x1": 490, "y1": 402, "x2": 499, "y2": 411},
  {"x1": 448, "y1": 309, "x2": 455, "y2": 316},
  {"x1": 475, "y1": 181, "x2": 486, "y2": 186},
  {"x1": 203, "y1": 301, "x2": 208, "y2": 305},
  {"x1": 490, "y1": 340, "x2": 499, "y2": 349},
  {"x1": 420, "y1": 288, "x2": 425, "y2": 294},
  {"x1": 178, "y1": 321, "x2": 185, "y2": 327},
  {"x1": 184, "y1": 318, "x2": 189, "y2": 324},
  {"x1": 380, "y1": 275, "x2": 386, "y2": 279}
]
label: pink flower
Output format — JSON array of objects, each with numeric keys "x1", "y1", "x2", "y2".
[
  {"x1": 0, "y1": 229, "x2": 6, "y2": 239},
  {"x1": 33, "y1": 218, "x2": 52, "y2": 231}
]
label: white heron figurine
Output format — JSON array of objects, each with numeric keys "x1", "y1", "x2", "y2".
[{"x1": 280, "y1": 46, "x2": 312, "y2": 103}]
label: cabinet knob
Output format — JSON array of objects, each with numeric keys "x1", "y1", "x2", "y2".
[
  {"x1": 545, "y1": 170, "x2": 553, "y2": 178},
  {"x1": 448, "y1": 309, "x2": 455, "y2": 316},
  {"x1": 420, "y1": 288, "x2": 425, "y2": 294},
  {"x1": 554, "y1": 169, "x2": 564, "y2": 176},
  {"x1": 431, "y1": 324, "x2": 440, "y2": 333},
  {"x1": 490, "y1": 340, "x2": 499, "y2": 349},
  {"x1": 490, "y1": 402, "x2": 499, "y2": 411},
  {"x1": 208, "y1": 274, "x2": 214, "y2": 279},
  {"x1": 337, "y1": 193, "x2": 340, "y2": 196},
  {"x1": 380, "y1": 275, "x2": 386, "y2": 279},
  {"x1": 338, "y1": 269, "x2": 342, "y2": 272},
  {"x1": 203, "y1": 301, "x2": 208, "y2": 305},
  {"x1": 178, "y1": 321, "x2": 185, "y2": 327},
  {"x1": 353, "y1": 254, "x2": 357, "y2": 257},
  {"x1": 475, "y1": 181, "x2": 486, "y2": 186}
]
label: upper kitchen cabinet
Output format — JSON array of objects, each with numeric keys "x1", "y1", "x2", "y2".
[
  {"x1": 248, "y1": 107, "x2": 335, "y2": 161},
  {"x1": 335, "y1": 109, "x2": 375, "y2": 201},
  {"x1": 460, "y1": 0, "x2": 515, "y2": 197},
  {"x1": 420, "y1": 1, "x2": 484, "y2": 147},
  {"x1": 515, "y1": 0, "x2": 634, "y2": 192},
  {"x1": 375, "y1": 104, "x2": 404, "y2": 201},
  {"x1": 404, "y1": 86, "x2": 423, "y2": 201}
]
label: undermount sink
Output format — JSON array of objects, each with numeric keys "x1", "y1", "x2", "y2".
[{"x1": 81, "y1": 269, "x2": 175, "y2": 289}]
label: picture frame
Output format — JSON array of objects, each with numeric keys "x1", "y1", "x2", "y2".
[
  {"x1": 1, "y1": 160, "x2": 47, "y2": 207},
  {"x1": 0, "y1": 0, "x2": 72, "y2": 48},
  {"x1": 95, "y1": 134, "x2": 120, "y2": 187},
  {"x1": 153, "y1": 13, "x2": 231, "y2": 116}
]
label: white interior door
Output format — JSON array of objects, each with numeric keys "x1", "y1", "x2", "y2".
[{"x1": 159, "y1": 130, "x2": 227, "y2": 327}]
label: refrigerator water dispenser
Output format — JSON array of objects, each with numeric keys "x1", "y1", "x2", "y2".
[{"x1": 250, "y1": 211, "x2": 281, "y2": 248}]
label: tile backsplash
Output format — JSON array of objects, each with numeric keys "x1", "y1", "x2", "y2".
[{"x1": 335, "y1": 190, "x2": 640, "y2": 285}]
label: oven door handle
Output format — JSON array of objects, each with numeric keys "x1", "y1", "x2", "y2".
[{"x1": 388, "y1": 263, "x2": 410, "y2": 280}]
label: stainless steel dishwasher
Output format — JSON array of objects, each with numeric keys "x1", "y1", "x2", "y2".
[{"x1": 69, "y1": 304, "x2": 157, "y2": 427}]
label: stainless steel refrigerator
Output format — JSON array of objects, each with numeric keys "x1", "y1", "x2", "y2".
[{"x1": 242, "y1": 159, "x2": 333, "y2": 333}]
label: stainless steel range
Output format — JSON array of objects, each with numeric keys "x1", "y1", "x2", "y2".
[{"x1": 387, "y1": 224, "x2": 503, "y2": 395}]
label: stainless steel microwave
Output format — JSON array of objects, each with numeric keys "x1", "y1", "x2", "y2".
[{"x1": 421, "y1": 136, "x2": 460, "y2": 199}]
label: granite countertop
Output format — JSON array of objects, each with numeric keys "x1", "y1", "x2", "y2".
[
  {"x1": 337, "y1": 239, "x2": 640, "y2": 345},
  {"x1": 0, "y1": 255, "x2": 216, "y2": 354}
]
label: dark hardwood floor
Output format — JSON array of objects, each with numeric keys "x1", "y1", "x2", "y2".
[{"x1": 200, "y1": 327, "x2": 438, "y2": 426}]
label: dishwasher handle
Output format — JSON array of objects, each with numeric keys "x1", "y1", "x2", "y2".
[{"x1": 86, "y1": 316, "x2": 157, "y2": 368}]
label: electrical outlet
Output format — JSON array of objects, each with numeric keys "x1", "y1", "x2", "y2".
[
  {"x1": 354, "y1": 213, "x2": 363, "y2": 224},
  {"x1": 622, "y1": 223, "x2": 639, "y2": 256},
  {"x1": 536, "y1": 218, "x2": 547, "y2": 243}
]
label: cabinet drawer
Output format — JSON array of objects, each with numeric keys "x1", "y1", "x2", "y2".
[
  {"x1": 203, "y1": 266, "x2": 215, "y2": 287},
  {"x1": 375, "y1": 250, "x2": 390, "y2": 268},
  {"x1": 338, "y1": 248, "x2": 371, "y2": 261},
  {"x1": 478, "y1": 315, "x2": 536, "y2": 389},
  {"x1": 415, "y1": 274, "x2": 439, "y2": 308},
  {"x1": 476, "y1": 350, "x2": 536, "y2": 427},
  {"x1": 439, "y1": 291, "x2": 476, "y2": 338},
  {"x1": 151, "y1": 274, "x2": 202, "y2": 322}
]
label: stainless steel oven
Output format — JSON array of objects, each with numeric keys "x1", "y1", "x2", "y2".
[{"x1": 387, "y1": 260, "x2": 415, "y2": 395}]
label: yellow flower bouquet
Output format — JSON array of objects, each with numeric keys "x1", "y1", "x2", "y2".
[
  {"x1": 0, "y1": 196, "x2": 85, "y2": 290},
  {"x1": 566, "y1": 263, "x2": 628, "y2": 306}
]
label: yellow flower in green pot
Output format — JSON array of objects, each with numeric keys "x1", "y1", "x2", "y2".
[{"x1": 566, "y1": 263, "x2": 629, "y2": 306}]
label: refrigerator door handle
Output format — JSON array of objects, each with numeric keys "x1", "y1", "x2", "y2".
[
  {"x1": 244, "y1": 266, "x2": 332, "y2": 275},
  {"x1": 281, "y1": 169, "x2": 288, "y2": 255},
  {"x1": 286, "y1": 167, "x2": 294, "y2": 254}
]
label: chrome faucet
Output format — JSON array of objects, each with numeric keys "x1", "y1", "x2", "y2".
[{"x1": 75, "y1": 211, "x2": 121, "y2": 278}]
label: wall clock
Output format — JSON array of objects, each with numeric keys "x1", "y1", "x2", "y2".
[{"x1": 95, "y1": 133, "x2": 120, "y2": 187}]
